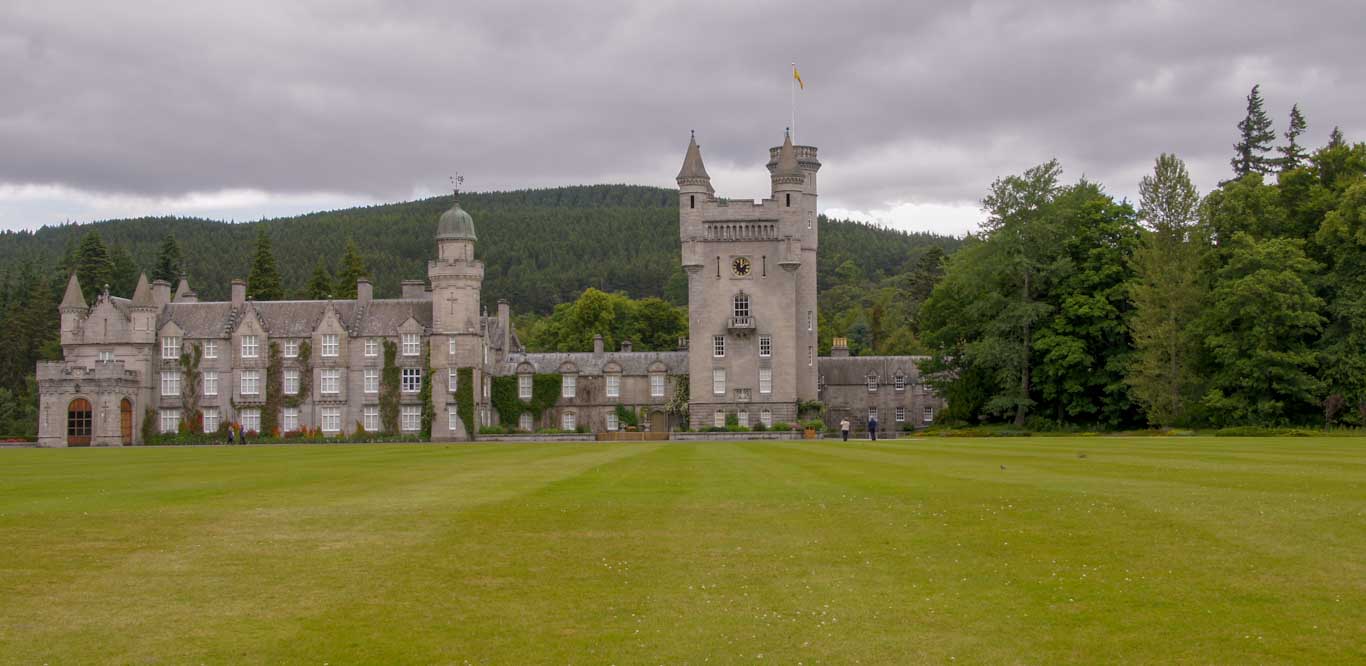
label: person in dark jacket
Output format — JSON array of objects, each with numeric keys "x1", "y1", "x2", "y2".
[
  {"x1": 868, "y1": 416, "x2": 878, "y2": 441},
  {"x1": 226, "y1": 427, "x2": 234, "y2": 445}
]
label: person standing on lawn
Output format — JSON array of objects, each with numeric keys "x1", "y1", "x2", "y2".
[
  {"x1": 840, "y1": 417, "x2": 851, "y2": 442},
  {"x1": 868, "y1": 415, "x2": 878, "y2": 441}
]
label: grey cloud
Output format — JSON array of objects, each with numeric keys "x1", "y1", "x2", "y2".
[{"x1": 1, "y1": 0, "x2": 1363, "y2": 227}]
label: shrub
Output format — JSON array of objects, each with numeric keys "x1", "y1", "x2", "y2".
[
  {"x1": 771, "y1": 422, "x2": 793, "y2": 432},
  {"x1": 752, "y1": 422, "x2": 767, "y2": 432}
]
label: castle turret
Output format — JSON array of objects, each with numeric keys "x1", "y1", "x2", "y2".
[
  {"x1": 676, "y1": 131, "x2": 714, "y2": 202},
  {"x1": 429, "y1": 188, "x2": 486, "y2": 439},
  {"x1": 59, "y1": 273, "x2": 87, "y2": 343}
]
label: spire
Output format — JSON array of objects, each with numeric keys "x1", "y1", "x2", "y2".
[
  {"x1": 131, "y1": 273, "x2": 153, "y2": 307},
  {"x1": 173, "y1": 275, "x2": 192, "y2": 301},
  {"x1": 60, "y1": 272, "x2": 87, "y2": 310},
  {"x1": 771, "y1": 128, "x2": 804, "y2": 188},
  {"x1": 676, "y1": 131, "x2": 713, "y2": 192}
]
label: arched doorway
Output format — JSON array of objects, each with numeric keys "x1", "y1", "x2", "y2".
[
  {"x1": 120, "y1": 399, "x2": 133, "y2": 445},
  {"x1": 67, "y1": 398, "x2": 92, "y2": 447}
]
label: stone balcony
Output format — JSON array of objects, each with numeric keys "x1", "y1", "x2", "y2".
[{"x1": 728, "y1": 316, "x2": 755, "y2": 332}]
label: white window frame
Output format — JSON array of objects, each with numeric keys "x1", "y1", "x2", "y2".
[
  {"x1": 737, "y1": 410, "x2": 749, "y2": 427},
  {"x1": 283, "y1": 339, "x2": 299, "y2": 358},
  {"x1": 733, "y1": 293, "x2": 750, "y2": 318},
  {"x1": 364, "y1": 368, "x2": 378, "y2": 394},
  {"x1": 519, "y1": 413, "x2": 533, "y2": 432},
  {"x1": 561, "y1": 374, "x2": 576, "y2": 399},
  {"x1": 449, "y1": 338, "x2": 457, "y2": 356},
  {"x1": 240, "y1": 370, "x2": 260, "y2": 397},
  {"x1": 606, "y1": 412, "x2": 619, "y2": 431},
  {"x1": 401, "y1": 334, "x2": 420, "y2": 356},
  {"x1": 606, "y1": 374, "x2": 621, "y2": 399},
  {"x1": 240, "y1": 408, "x2": 260, "y2": 433},
  {"x1": 241, "y1": 335, "x2": 258, "y2": 359},
  {"x1": 365, "y1": 338, "x2": 378, "y2": 357},
  {"x1": 448, "y1": 407, "x2": 460, "y2": 432},
  {"x1": 713, "y1": 335, "x2": 726, "y2": 358},
  {"x1": 895, "y1": 375, "x2": 906, "y2": 391},
  {"x1": 807, "y1": 310, "x2": 813, "y2": 332},
  {"x1": 518, "y1": 374, "x2": 533, "y2": 399},
  {"x1": 760, "y1": 409, "x2": 772, "y2": 427},
  {"x1": 160, "y1": 371, "x2": 181, "y2": 397},
  {"x1": 483, "y1": 376, "x2": 490, "y2": 399},
  {"x1": 868, "y1": 376, "x2": 878, "y2": 392},
  {"x1": 161, "y1": 336, "x2": 180, "y2": 360},
  {"x1": 448, "y1": 368, "x2": 459, "y2": 393},
  {"x1": 97, "y1": 350, "x2": 114, "y2": 364},
  {"x1": 203, "y1": 340, "x2": 218, "y2": 359},
  {"x1": 401, "y1": 367, "x2": 421, "y2": 393},
  {"x1": 203, "y1": 371, "x2": 218, "y2": 397},
  {"x1": 282, "y1": 407, "x2": 299, "y2": 432},
  {"x1": 203, "y1": 408, "x2": 220, "y2": 433},
  {"x1": 159, "y1": 409, "x2": 180, "y2": 434},
  {"x1": 759, "y1": 335, "x2": 772, "y2": 358},
  {"x1": 283, "y1": 368, "x2": 299, "y2": 396},
  {"x1": 561, "y1": 410, "x2": 576, "y2": 431},
  {"x1": 869, "y1": 407, "x2": 879, "y2": 421},
  {"x1": 712, "y1": 368, "x2": 725, "y2": 395},
  {"x1": 896, "y1": 407, "x2": 906, "y2": 423},
  {"x1": 713, "y1": 410, "x2": 725, "y2": 428},
  {"x1": 650, "y1": 374, "x2": 665, "y2": 398},
  {"x1": 400, "y1": 405, "x2": 420, "y2": 432},
  {"x1": 923, "y1": 406, "x2": 935, "y2": 423},
  {"x1": 759, "y1": 368, "x2": 772, "y2": 395},
  {"x1": 808, "y1": 346, "x2": 813, "y2": 367},
  {"x1": 321, "y1": 368, "x2": 340, "y2": 396},
  {"x1": 363, "y1": 406, "x2": 379, "y2": 432},
  {"x1": 321, "y1": 334, "x2": 339, "y2": 358},
  {"x1": 321, "y1": 407, "x2": 341, "y2": 434}
]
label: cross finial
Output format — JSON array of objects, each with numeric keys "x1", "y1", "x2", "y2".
[
  {"x1": 690, "y1": 129, "x2": 695, "y2": 139},
  {"x1": 785, "y1": 126, "x2": 790, "y2": 137}
]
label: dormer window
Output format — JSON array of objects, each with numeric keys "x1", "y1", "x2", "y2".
[
  {"x1": 161, "y1": 336, "x2": 180, "y2": 360},
  {"x1": 240, "y1": 335, "x2": 258, "y2": 359},
  {"x1": 867, "y1": 376, "x2": 878, "y2": 392},
  {"x1": 402, "y1": 334, "x2": 420, "y2": 356},
  {"x1": 321, "y1": 334, "x2": 339, "y2": 358},
  {"x1": 895, "y1": 375, "x2": 906, "y2": 391},
  {"x1": 204, "y1": 341, "x2": 218, "y2": 359},
  {"x1": 283, "y1": 340, "x2": 299, "y2": 358}
]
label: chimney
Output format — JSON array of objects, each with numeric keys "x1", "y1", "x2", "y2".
[
  {"x1": 179, "y1": 291, "x2": 198, "y2": 303},
  {"x1": 231, "y1": 279, "x2": 246, "y2": 305},
  {"x1": 150, "y1": 279, "x2": 172, "y2": 307},
  {"x1": 831, "y1": 336, "x2": 850, "y2": 358},
  {"x1": 356, "y1": 278, "x2": 373, "y2": 305},
  {"x1": 593, "y1": 334, "x2": 604, "y2": 355},
  {"x1": 620, "y1": 340, "x2": 632, "y2": 353},
  {"x1": 497, "y1": 299, "x2": 510, "y2": 353},
  {"x1": 401, "y1": 280, "x2": 426, "y2": 299}
]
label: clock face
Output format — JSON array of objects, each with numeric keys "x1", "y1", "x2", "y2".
[{"x1": 731, "y1": 257, "x2": 752, "y2": 277}]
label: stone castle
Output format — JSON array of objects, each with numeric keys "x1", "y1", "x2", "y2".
[{"x1": 37, "y1": 132, "x2": 945, "y2": 445}]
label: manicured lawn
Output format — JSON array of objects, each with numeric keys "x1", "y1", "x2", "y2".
[{"x1": 1, "y1": 438, "x2": 1362, "y2": 663}]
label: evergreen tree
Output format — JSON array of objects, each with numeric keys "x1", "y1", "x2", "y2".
[
  {"x1": 1327, "y1": 126, "x2": 1345, "y2": 149},
  {"x1": 246, "y1": 228, "x2": 284, "y2": 301},
  {"x1": 333, "y1": 239, "x2": 369, "y2": 299},
  {"x1": 1127, "y1": 154, "x2": 1206, "y2": 427},
  {"x1": 152, "y1": 233, "x2": 183, "y2": 283},
  {"x1": 108, "y1": 244, "x2": 141, "y2": 297},
  {"x1": 74, "y1": 231, "x2": 112, "y2": 303},
  {"x1": 1230, "y1": 84, "x2": 1276, "y2": 179},
  {"x1": 306, "y1": 258, "x2": 334, "y2": 300},
  {"x1": 1276, "y1": 104, "x2": 1309, "y2": 171}
]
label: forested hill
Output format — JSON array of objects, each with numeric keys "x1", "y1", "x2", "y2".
[{"x1": 0, "y1": 184, "x2": 960, "y2": 314}]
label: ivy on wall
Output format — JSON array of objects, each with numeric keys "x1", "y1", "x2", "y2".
[
  {"x1": 380, "y1": 339, "x2": 400, "y2": 433},
  {"x1": 489, "y1": 374, "x2": 560, "y2": 428},
  {"x1": 455, "y1": 367, "x2": 475, "y2": 440},
  {"x1": 666, "y1": 373, "x2": 689, "y2": 423},
  {"x1": 419, "y1": 354, "x2": 434, "y2": 439},
  {"x1": 263, "y1": 342, "x2": 282, "y2": 436},
  {"x1": 281, "y1": 340, "x2": 312, "y2": 409},
  {"x1": 178, "y1": 342, "x2": 203, "y2": 433}
]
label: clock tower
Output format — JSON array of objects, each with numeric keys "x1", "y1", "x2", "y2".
[{"x1": 679, "y1": 130, "x2": 821, "y2": 429}]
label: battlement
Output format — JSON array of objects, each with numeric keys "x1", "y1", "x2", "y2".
[{"x1": 37, "y1": 360, "x2": 140, "y2": 383}]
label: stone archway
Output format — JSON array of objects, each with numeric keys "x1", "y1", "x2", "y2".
[
  {"x1": 120, "y1": 399, "x2": 133, "y2": 445},
  {"x1": 67, "y1": 398, "x2": 92, "y2": 447}
]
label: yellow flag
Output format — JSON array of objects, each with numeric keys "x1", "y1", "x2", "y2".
[{"x1": 793, "y1": 65, "x2": 804, "y2": 89}]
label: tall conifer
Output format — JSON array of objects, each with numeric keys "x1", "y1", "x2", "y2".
[
  {"x1": 1276, "y1": 104, "x2": 1309, "y2": 171},
  {"x1": 74, "y1": 231, "x2": 112, "y2": 303},
  {"x1": 1230, "y1": 84, "x2": 1276, "y2": 179},
  {"x1": 246, "y1": 228, "x2": 284, "y2": 301},
  {"x1": 306, "y1": 258, "x2": 334, "y2": 300},
  {"x1": 152, "y1": 234, "x2": 183, "y2": 283},
  {"x1": 334, "y1": 239, "x2": 369, "y2": 299}
]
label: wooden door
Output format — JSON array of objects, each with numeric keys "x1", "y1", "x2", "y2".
[
  {"x1": 120, "y1": 399, "x2": 133, "y2": 445},
  {"x1": 67, "y1": 398, "x2": 92, "y2": 447},
  {"x1": 650, "y1": 410, "x2": 667, "y2": 433}
]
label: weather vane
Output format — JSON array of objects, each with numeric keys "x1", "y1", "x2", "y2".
[{"x1": 449, "y1": 174, "x2": 464, "y2": 199}]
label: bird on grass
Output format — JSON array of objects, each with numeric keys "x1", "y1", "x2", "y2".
[{"x1": 999, "y1": 464, "x2": 1006, "y2": 471}]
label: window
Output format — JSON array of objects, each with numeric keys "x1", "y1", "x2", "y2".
[
  {"x1": 240, "y1": 370, "x2": 260, "y2": 396},
  {"x1": 606, "y1": 412, "x2": 619, "y2": 431},
  {"x1": 786, "y1": 192, "x2": 791, "y2": 207},
  {"x1": 159, "y1": 409, "x2": 180, "y2": 433},
  {"x1": 203, "y1": 371, "x2": 218, "y2": 397},
  {"x1": 448, "y1": 407, "x2": 460, "y2": 431},
  {"x1": 365, "y1": 338, "x2": 378, "y2": 357},
  {"x1": 161, "y1": 336, "x2": 180, "y2": 359},
  {"x1": 204, "y1": 341, "x2": 218, "y2": 359},
  {"x1": 733, "y1": 293, "x2": 750, "y2": 318},
  {"x1": 562, "y1": 410, "x2": 576, "y2": 431},
  {"x1": 449, "y1": 368, "x2": 459, "y2": 393},
  {"x1": 402, "y1": 334, "x2": 420, "y2": 356},
  {"x1": 240, "y1": 408, "x2": 260, "y2": 433},
  {"x1": 807, "y1": 310, "x2": 813, "y2": 332},
  {"x1": 759, "y1": 368, "x2": 772, "y2": 394},
  {"x1": 282, "y1": 407, "x2": 299, "y2": 432},
  {"x1": 519, "y1": 374, "x2": 532, "y2": 399},
  {"x1": 650, "y1": 374, "x2": 665, "y2": 398},
  {"x1": 737, "y1": 410, "x2": 749, "y2": 427},
  {"x1": 401, "y1": 368, "x2": 421, "y2": 393},
  {"x1": 606, "y1": 374, "x2": 621, "y2": 398},
  {"x1": 689, "y1": 194, "x2": 695, "y2": 209},
  {"x1": 759, "y1": 335, "x2": 772, "y2": 357},
  {"x1": 511, "y1": 413, "x2": 529, "y2": 432},
  {"x1": 321, "y1": 369, "x2": 340, "y2": 395},
  {"x1": 241, "y1": 335, "x2": 258, "y2": 359},
  {"x1": 713, "y1": 335, "x2": 726, "y2": 358},
  {"x1": 735, "y1": 388, "x2": 751, "y2": 402},
  {"x1": 562, "y1": 374, "x2": 576, "y2": 398},
  {"x1": 483, "y1": 376, "x2": 490, "y2": 399},
  {"x1": 321, "y1": 407, "x2": 341, "y2": 433},
  {"x1": 363, "y1": 406, "x2": 379, "y2": 432},
  {"x1": 203, "y1": 408, "x2": 220, "y2": 433},
  {"x1": 712, "y1": 369, "x2": 726, "y2": 395},
  {"x1": 867, "y1": 376, "x2": 878, "y2": 392},
  {"x1": 364, "y1": 369, "x2": 378, "y2": 394},
  {"x1": 321, "y1": 334, "x2": 339, "y2": 357},
  {"x1": 869, "y1": 407, "x2": 879, "y2": 421},
  {"x1": 449, "y1": 338, "x2": 457, "y2": 356},
  {"x1": 401, "y1": 405, "x2": 420, "y2": 432},
  {"x1": 160, "y1": 371, "x2": 181, "y2": 397},
  {"x1": 97, "y1": 349, "x2": 117, "y2": 363},
  {"x1": 713, "y1": 411, "x2": 725, "y2": 428},
  {"x1": 760, "y1": 409, "x2": 772, "y2": 427},
  {"x1": 808, "y1": 211, "x2": 814, "y2": 229},
  {"x1": 283, "y1": 340, "x2": 298, "y2": 358},
  {"x1": 923, "y1": 406, "x2": 935, "y2": 423},
  {"x1": 896, "y1": 407, "x2": 906, "y2": 423},
  {"x1": 808, "y1": 346, "x2": 813, "y2": 367},
  {"x1": 895, "y1": 375, "x2": 906, "y2": 391},
  {"x1": 284, "y1": 368, "x2": 299, "y2": 395}
]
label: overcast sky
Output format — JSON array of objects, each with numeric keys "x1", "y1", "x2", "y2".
[{"x1": 2, "y1": 1, "x2": 1362, "y2": 235}]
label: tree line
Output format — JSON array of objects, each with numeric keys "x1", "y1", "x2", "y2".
[{"x1": 921, "y1": 85, "x2": 1363, "y2": 429}]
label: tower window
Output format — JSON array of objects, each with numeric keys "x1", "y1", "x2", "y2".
[
  {"x1": 690, "y1": 195, "x2": 695, "y2": 209},
  {"x1": 786, "y1": 193, "x2": 791, "y2": 207},
  {"x1": 733, "y1": 293, "x2": 750, "y2": 318}
]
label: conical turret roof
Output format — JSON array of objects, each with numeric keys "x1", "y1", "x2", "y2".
[
  {"x1": 131, "y1": 273, "x2": 153, "y2": 306},
  {"x1": 60, "y1": 272, "x2": 87, "y2": 310},
  {"x1": 772, "y1": 130, "x2": 804, "y2": 183},
  {"x1": 676, "y1": 133, "x2": 711, "y2": 182}
]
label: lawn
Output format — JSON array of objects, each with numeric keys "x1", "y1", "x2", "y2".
[{"x1": 0, "y1": 438, "x2": 1362, "y2": 664}]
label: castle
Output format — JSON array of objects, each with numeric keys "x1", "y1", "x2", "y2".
[{"x1": 36, "y1": 132, "x2": 945, "y2": 446}]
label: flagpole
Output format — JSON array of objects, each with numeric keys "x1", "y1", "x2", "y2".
[{"x1": 790, "y1": 62, "x2": 796, "y2": 143}]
